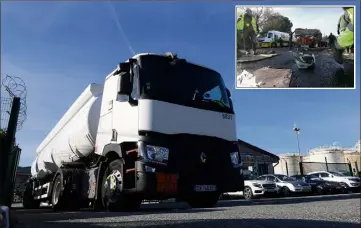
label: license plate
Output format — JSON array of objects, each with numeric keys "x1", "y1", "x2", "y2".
[
  {"x1": 266, "y1": 189, "x2": 275, "y2": 192},
  {"x1": 336, "y1": 186, "x2": 341, "y2": 189},
  {"x1": 194, "y1": 185, "x2": 217, "y2": 192}
]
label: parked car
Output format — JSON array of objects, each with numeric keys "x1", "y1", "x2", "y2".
[
  {"x1": 291, "y1": 174, "x2": 343, "y2": 194},
  {"x1": 223, "y1": 173, "x2": 278, "y2": 200},
  {"x1": 257, "y1": 174, "x2": 312, "y2": 197},
  {"x1": 307, "y1": 171, "x2": 361, "y2": 192}
]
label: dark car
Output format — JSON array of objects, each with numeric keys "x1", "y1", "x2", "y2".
[{"x1": 291, "y1": 175, "x2": 343, "y2": 194}]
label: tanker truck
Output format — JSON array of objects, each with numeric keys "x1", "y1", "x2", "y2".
[{"x1": 23, "y1": 52, "x2": 243, "y2": 211}]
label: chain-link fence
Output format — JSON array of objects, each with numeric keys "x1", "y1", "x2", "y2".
[
  {"x1": 0, "y1": 74, "x2": 27, "y2": 206},
  {"x1": 300, "y1": 162, "x2": 352, "y2": 176},
  {"x1": 1, "y1": 74, "x2": 27, "y2": 131}
]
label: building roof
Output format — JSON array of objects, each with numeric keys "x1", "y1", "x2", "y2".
[{"x1": 238, "y1": 139, "x2": 280, "y2": 161}]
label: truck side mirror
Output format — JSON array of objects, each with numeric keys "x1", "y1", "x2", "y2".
[
  {"x1": 226, "y1": 88, "x2": 231, "y2": 98},
  {"x1": 118, "y1": 72, "x2": 132, "y2": 95}
]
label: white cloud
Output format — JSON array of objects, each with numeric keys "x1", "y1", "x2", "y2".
[{"x1": 236, "y1": 6, "x2": 347, "y2": 35}]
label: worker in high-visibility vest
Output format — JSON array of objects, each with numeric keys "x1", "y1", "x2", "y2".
[
  {"x1": 237, "y1": 8, "x2": 258, "y2": 54},
  {"x1": 331, "y1": 7, "x2": 354, "y2": 64}
]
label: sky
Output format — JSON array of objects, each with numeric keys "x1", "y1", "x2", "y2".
[
  {"x1": 237, "y1": 6, "x2": 346, "y2": 35},
  {"x1": 1, "y1": 1, "x2": 360, "y2": 167}
]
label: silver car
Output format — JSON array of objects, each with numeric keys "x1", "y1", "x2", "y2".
[{"x1": 257, "y1": 174, "x2": 312, "y2": 196}]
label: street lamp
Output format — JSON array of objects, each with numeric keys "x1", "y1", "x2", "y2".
[{"x1": 293, "y1": 125, "x2": 301, "y2": 157}]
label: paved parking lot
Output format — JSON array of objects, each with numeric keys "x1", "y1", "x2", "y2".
[{"x1": 12, "y1": 193, "x2": 360, "y2": 228}]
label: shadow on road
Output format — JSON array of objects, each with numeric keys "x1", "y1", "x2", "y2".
[
  {"x1": 218, "y1": 193, "x2": 360, "y2": 208},
  {"x1": 15, "y1": 218, "x2": 361, "y2": 228}
]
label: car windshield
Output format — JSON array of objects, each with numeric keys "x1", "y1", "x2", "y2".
[
  {"x1": 329, "y1": 171, "x2": 345, "y2": 176},
  {"x1": 138, "y1": 55, "x2": 233, "y2": 113},
  {"x1": 244, "y1": 174, "x2": 257, "y2": 180},
  {"x1": 305, "y1": 175, "x2": 321, "y2": 181},
  {"x1": 275, "y1": 175, "x2": 296, "y2": 181}
]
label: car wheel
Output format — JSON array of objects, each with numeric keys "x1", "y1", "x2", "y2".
[
  {"x1": 281, "y1": 187, "x2": 291, "y2": 197},
  {"x1": 243, "y1": 186, "x2": 253, "y2": 200}
]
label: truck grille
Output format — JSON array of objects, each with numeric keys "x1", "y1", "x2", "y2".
[{"x1": 262, "y1": 184, "x2": 276, "y2": 189}]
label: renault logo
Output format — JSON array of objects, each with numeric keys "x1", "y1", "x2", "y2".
[{"x1": 200, "y1": 152, "x2": 207, "y2": 163}]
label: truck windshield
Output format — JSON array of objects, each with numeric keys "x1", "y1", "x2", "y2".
[{"x1": 138, "y1": 55, "x2": 233, "y2": 113}]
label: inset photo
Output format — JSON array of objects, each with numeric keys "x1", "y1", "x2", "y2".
[{"x1": 235, "y1": 6, "x2": 356, "y2": 88}]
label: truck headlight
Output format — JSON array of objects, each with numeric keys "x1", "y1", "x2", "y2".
[
  {"x1": 146, "y1": 145, "x2": 169, "y2": 162},
  {"x1": 230, "y1": 152, "x2": 239, "y2": 165}
]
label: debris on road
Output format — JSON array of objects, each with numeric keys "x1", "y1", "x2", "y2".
[
  {"x1": 237, "y1": 70, "x2": 263, "y2": 88},
  {"x1": 293, "y1": 48, "x2": 316, "y2": 70},
  {"x1": 251, "y1": 67, "x2": 291, "y2": 88},
  {"x1": 237, "y1": 67, "x2": 292, "y2": 88}
]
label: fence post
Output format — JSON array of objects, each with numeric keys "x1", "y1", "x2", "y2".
[
  {"x1": 299, "y1": 162, "x2": 304, "y2": 175},
  {"x1": 325, "y1": 157, "x2": 329, "y2": 171}
]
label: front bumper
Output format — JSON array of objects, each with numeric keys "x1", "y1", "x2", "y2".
[
  {"x1": 253, "y1": 187, "x2": 278, "y2": 196},
  {"x1": 292, "y1": 186, "x2": 312, "y2": 192},
  {"x1": 134, "y1": 136, "x2": 243, "y2": 198}
]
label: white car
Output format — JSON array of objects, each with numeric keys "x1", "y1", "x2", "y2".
[
  {"x1": 307, "y1": 171, "x2": 361, "y2": 191},
  {"x1": 257, "y1": 174, "x2": 312, "y2": 196},
  {"x1": 224, "y1": 175, "x2": 278, "y2": 200}
]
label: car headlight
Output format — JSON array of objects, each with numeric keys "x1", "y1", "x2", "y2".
[
  {"x1": 230, "y1": 152, "x2": 239, "y2": 165},
  {"x1": 252, "y1": 183, "x2": 262, "y2": 188},
  {"x1": 293, "y1": 183, "x2": 301, "y2": 187},
  {"x1": 145, "y1": 145, "x2": 169, "y2": 162}
]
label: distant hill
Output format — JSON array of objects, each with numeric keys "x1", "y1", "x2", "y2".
[{"x1": 17, "y1": 166, "x2": 31, "y2": 174}]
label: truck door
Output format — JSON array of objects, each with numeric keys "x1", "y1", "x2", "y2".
[{"x1": 112, "y1": 62, "x2": 140, "y2": 144}]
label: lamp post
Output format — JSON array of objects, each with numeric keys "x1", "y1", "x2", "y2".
[{"x1": 293, "y1": 125, "x2": 301, "y2": 157}]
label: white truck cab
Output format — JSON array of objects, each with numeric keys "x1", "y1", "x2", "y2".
[{"x1": 24, "y1": 53, "x2": 243, "y2": 211}]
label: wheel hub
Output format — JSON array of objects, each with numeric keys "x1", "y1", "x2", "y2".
[{"x1": 104, "y1": 170, "x2": 123, "y2": 203}]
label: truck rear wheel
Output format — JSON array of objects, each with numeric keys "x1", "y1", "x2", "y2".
[
  {"x1": 100, "y1": 159, "x2": 142, "y2": 212},
  {"x1": 23, "y1": 183, "x2": 40, "y2": 209},
  {"x1": 186, "y1": 192, "x2": 219, "y2": 208},
  {"x1": 51, "y1": 175, "x2": 64, "y2": 211}
]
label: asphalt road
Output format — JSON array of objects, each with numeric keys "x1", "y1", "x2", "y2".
[
  {"x1": 11, "y1": 193, "x2": 360, "y2": 228},
  {"x1": 236, "y1": 48, "x2": 354, "y2": 88}
]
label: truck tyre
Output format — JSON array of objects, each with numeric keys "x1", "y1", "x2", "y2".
[
  {"x1": 243, "y1": 186, "x2": 253, "y2": 200},
  {"x1": 51, "y1": 174, "x2": 64, "y2": 211},
  {"x1": 23, "y1": 183, "x2": 40, "y2": 209},
  {"x1": 186, "y1": 192, "x2": 219, "y2": 208},
  {"x1": 100, "y1": 159, "x2": 141, "y2": 212}
]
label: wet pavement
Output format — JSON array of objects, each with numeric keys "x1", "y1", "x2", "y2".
[{"x1": 236, "y1": 48, "x2": 354, "y2": 88}]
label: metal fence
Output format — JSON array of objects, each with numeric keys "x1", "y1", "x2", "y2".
[{"x1": 300, "y1": 162, "x2": 352, "y2": 176}]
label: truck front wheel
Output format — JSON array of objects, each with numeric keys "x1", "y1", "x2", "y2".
[
  {"x1": 100, "y1": 159, "x2": 142, "y2": 212},
  {"x1": 186, "y1": 192, "x2": 219, "y2": 208},
  {"x1": 23, "y1": 183, "x2": 40, "y2": 209}
]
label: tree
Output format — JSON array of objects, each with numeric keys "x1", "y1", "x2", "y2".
[
  {"x1": 237, "y1": 7, "x2": 293, "y2": 33},
  {"x1": 262, "y1": 13, "x2": 293, "y2": 33}
]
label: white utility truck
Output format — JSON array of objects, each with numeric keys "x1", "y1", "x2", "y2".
[
  {"x1": 23, "y1": 53, "x2": 243, "y2": 211},
  {"x1": 257, "y1": 30, "x2": 296, "y2": 48}
]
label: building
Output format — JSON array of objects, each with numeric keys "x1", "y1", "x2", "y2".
[
  {"x1": 238, "y1": 140, "x2": 280, "y2": 177},
  {"x1": 274, "y1": 153, "x2": 302, "y2": 176},
  {"x1": 14, "y1": 166, "x2": 31, "y2": 198},
  {"x1": 274, "y1": 140, "x2": 361, "y2": 176}
]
